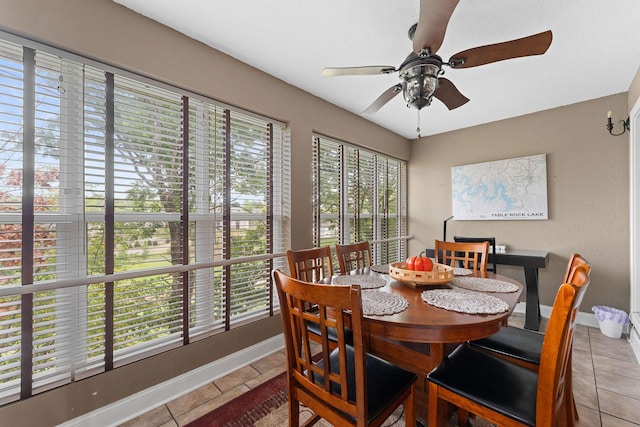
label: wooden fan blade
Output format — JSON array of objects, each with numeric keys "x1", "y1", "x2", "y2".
[
  {"x1": 321, "y1": 66, "x2": 396, "y2": 77},
  {"x1": 449, "y1": 30, "x2": 553, "y2": 69},
  {"x1": 362, "y1": 84, "x2": 402, "y2": 115},
  {"x1": 433, "y1": 78, "x2": 469, "y2": 110},
  {"x1": 413, "y1": 0, "x2": 460, "y2": 55}
]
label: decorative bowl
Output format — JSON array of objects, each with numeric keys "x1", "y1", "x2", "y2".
[{"x1": 389, "y1": 262, "x2": 454, "y2": 287}]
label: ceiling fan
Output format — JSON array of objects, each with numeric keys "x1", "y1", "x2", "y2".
[{"x1": 321, "y1": 0, "x2": 553, "y2": 116}]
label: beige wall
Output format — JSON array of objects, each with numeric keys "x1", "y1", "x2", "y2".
[
  {"x1": 409, "y1": 93, "x2": 630, "y2": 312},
  {"x1": 0, "y1": 0, "x2": 409, "y2": 425}
]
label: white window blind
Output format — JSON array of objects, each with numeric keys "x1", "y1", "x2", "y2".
[
  {"x1": 0, "y1": 33, "x2": 290, "y2": 404},
  {"x1": 312, "y1": 136, "x2": 342, "y2": 250},
  {"x1": 378, "y1": 156, "x2": 407, "y2": 264},
  {"x1": 110, "y1": 74, "x2": 186, "y2": 363},
  {"x1": 0, "y1": 39, "x2": 24, "y2": 399},
  {"x1": 312, "y1": 135, "x2": 407, "y2": 265},
  {"x1": 345, "y1": 147, "x2": 376, "y2": 244}
]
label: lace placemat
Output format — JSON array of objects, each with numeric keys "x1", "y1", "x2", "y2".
[
  {"x1": 451, "y1": 277, "x2": 519, "y2": 293},
  {"x1": 453, "y1": 267, "x2": 473, "y2": 276},
  {"x1": 369, "y1": 264, "x2": 389, "y2": 274},
  {"x1": 362, "y1": 291, "x2": 408, "y2": 316},
  {"x1": 332, "y1": 274, "x2": 386, "y2": 289},
  {"x1": 421, "y1": 289, "x2": 510, "y2": 314}
]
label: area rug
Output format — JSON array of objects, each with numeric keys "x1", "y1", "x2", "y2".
[
  {"x1": 184, "y1": 373, "x2": 289, "y2": 427},
  {"x1": 185, "y1": 371, "x2": 494, "y2": 426}
]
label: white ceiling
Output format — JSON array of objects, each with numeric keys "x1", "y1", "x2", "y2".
[{"x1": 114, "y1": 0, "x2": 640, "y2": 139}]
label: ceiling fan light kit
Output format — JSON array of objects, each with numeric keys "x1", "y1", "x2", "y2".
[
  {"x1": 320, "y1": 0, "x2": 553, "y2": 132},
  {"x1": 400, "y1": 56, "x2": 442, "y2": 110}
]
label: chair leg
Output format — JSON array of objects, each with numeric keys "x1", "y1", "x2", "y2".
[
  {"x1": 564, "y1": 389, "x2": 578, "y2": 427},
  {"x1": 404, "y1": 385, "x2": 416, "y2": 427},
  {"x1": 428, "y1": 381, "x2": 451, "y2": 427},
  {"x1": 428, "y1": 382, "x2": 440, "y2": 427},
  {"x1": 288, "y1": 400, "x2": 299, "y2": 427},
  {"x1": 566, "y1": 354, "x2": 578, "y2": 427},
  {"x1": 571, "y1": 393, "x2": 579, "y2": 420}
]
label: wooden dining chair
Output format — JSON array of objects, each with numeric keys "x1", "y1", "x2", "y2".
[
  {"x1": 272, "y1": 269, "x2": 417, "y2": 427},
  {"x1": 427, "y1": 264, "x2": 590, "y2": 427},
  {"x1": 336, "y1": 241, "x2": 372, "y2": 274},
  {"x1": 286, "y1": 246, "x2": 334, "y2": 283},
  {"x1": 434, "y1": 239, "x2": 489, "y2": 278},
  {"x1": 453, "y1": 236, "x2": 497, "y2": 273},
  {"x1": 287, "y1": 246, "x2": 350, "y2": 347},
  {"x1": 468, "y1": 253, "x2": 590, "y2": 425}
]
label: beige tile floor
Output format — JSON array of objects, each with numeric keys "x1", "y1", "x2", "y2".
[{"x1": 120, "y1": 314, "x2": 640, "y2": 427}]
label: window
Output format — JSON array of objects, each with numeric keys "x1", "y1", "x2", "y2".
[
  {"x1": 312, "y1": 135, "x2": 407, "y2": 264},
  {"x1": 0, "y1": 34, "x2": 290, "y2": 403}
]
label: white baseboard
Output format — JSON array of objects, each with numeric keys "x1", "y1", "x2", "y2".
[
  {"x1": 59, "y1": 334, "x2": 285, "y2": 427},
  {"x1": 513, "y1": 302, "x2": 600, "y2": 329}
]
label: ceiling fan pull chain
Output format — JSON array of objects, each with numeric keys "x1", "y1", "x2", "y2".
[{"x1": 416, "y1": 111, "x2": 421, "y2": 138}]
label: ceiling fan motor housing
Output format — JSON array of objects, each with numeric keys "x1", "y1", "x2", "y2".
[{"x1": 400, "y1": 54, "x2": 442, "y2": 110}]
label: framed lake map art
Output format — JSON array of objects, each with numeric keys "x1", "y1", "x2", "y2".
[{"x1": 451, "y1": 154, "x2": 548, "y2": 220}]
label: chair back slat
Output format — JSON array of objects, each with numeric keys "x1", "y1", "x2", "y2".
[
  {"x1": 336, "y1": 241, "x2": 372, "y2": 274},
  {"x1": 453, "y1": 236, "x2": 497, "y2": 273},
  {"x1": 435, "y1": 239, "x2": 489, "y2": 278},
  {"x1": 287, "y1": 247, "x2": 334, "y2": 282}
]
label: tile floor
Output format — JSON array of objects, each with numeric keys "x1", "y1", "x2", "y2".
[{"x1": 120, "y1": 314, "x2": 640, "y2": 427}]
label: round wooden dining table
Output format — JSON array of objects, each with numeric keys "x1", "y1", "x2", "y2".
[
  {"x1": 361, "y1": 268, "x2": 523, "y2": 343},
  {"x1": 335, "y1": 266, "x2": 524, "y2": 422}
]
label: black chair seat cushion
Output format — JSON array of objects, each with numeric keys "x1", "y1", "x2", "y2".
[
  {"x1": 314, "y1": 345, "x2": 417, "y2": 423},
  {"x1": 469, "y1": 325, "x2": 544, "y2": 365},
  {"x1": 427, "y1": 344, "x2": 538, "y2": 426},
  {"x1": 305, "y1": 320, "x2": 354, "y2": 345}
]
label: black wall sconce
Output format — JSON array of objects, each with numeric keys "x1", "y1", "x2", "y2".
[{"x1": 607, "y1": 110, "x2": 630, "y2": 136}]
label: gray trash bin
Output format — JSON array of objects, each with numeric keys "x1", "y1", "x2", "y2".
[{"x1": 592, "y1": 305, "x2": 628, "y2": 338}]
